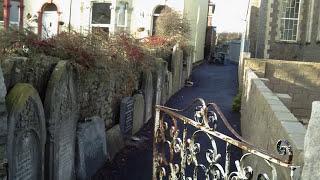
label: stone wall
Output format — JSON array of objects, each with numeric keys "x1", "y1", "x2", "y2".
[
  {"x1": 241, "y1": 68, "x2": 306, "y2": 179},
  {"x1": 0, "y1": 44, "x2": 192, "y2": 179},
  {"x1": 242, "y1": 58, "x2": 320, "y2": 125}
]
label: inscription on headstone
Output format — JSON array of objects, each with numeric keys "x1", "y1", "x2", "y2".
[
  {"x1": 6, "y1": 83, "x2": 46, "y2": 180},
  {"x1": 76, "y1": 116, "x2": 107, "y2": 180},
  {"x1": 44, "y1": 61, "x2": 79, "y2": 180},
  {"x1": 120, "y1": 97, "x2": 134, "y2": 135}
]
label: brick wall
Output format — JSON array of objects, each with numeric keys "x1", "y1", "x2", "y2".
[{"x1": 241, "y1": 68, "x2": 305, "y2": 179}]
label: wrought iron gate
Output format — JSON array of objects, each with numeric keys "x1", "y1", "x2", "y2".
[{"x1": 152, "y1": 98, "x2": 301, "y2": 180}]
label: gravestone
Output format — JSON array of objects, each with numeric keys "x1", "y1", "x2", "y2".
[
  {"x1": 106, "y1": 125, "x2": 125, "y2": 160},
  {"x1": 171, "y1": 44, "x2": 183, "y2": 94},
  {"x1": 76, "y1": 117, "x2": 107, "y2": 180},
  {"x1": 6, "y1": 83, "x2": 46, "y2": 180},
  {"x1": 302, "y1": 101, "x2": 320, "y2": 179},
  {"x1": 120, "y1": 97, "x2": 134, "y2": 136},
  {"x1": 141, "y1": 70, "x2": 154, "y2": 123},
  {"x1": 0, "y1": 67, "x2": 7, "y2": 179},
  {"x1": 161, "y1": 71, "x2": 169, "y2": 105},
  {"x1": 152, "y1": 58, "x2": 167, "y2": 106},
  {"x1": 132, "y1": 94, "x2": 145, "y2": 134},
  {"x1": 44, "y1": 61, "x2": 79, "y2": 180}
]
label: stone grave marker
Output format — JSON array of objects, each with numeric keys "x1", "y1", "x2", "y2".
[
  {"x1": 0, "y1": 66, "x2": 7, "y2": 179},
  {"x1": 171, "y1": 44, "x2": 183, "y2": 94},
  {"x1": 76, "y1": 116, "x2": 107, "y2": 180},
  {"x1": 6, "y1": 83, "x2": 46, "y2": 180},
  {"x1": 132, "y1": 94, "x2": 145, "y2": 134},
  {"x1": 106, "y1": 125, "x2": 125, "y2": 160},
  {"x1": 141, "y1": 70, "x2": 153, "y2": 123},
  {"x1": 120, "y1": 97, "x2": 134, "y2": 135},
  {"x1": 44, "y1": 61, "x2": 79, "y2": 180},
  {"x1": 302, "y1": 101, "x2": 320, "y2": 179}
]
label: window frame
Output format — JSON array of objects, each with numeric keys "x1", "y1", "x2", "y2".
[
  {"x1": 279, "y1": 0, "x2": 302, "y2": 42},
  {"x1": 9, "y1": 0, "x2": 20, "y2": 26},
  {"x1": 90, "y1": 1, "x2": 112, "y2": 29},
  {"x1": 117, "y1": 1, "x2": 128, "y2": 27}
]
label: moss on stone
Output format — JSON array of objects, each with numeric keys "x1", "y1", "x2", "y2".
[{"x1": 6, "y1": 83, "x2": 38, "y2": 113}]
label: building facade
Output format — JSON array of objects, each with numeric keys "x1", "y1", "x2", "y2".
[
  {"x1": 246, "y1": 0, "x2": 320, "y2": 62},
  {"x1": 0, "y1": 0, "x2": 213, "y2": 63}
]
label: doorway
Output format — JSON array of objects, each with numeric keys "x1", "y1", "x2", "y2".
[{"x1": 41, "y1": 3, "x2": 58, "y2": 39}]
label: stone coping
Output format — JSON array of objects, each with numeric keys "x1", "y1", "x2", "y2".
[{"x1": 246, "y1": 68, "x2": 306, "y2": 151}]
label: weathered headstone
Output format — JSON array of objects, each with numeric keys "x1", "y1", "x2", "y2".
[
  {"x1": 106, "y1": 125, "x2": 125, "y2": 160},
  {"x1": 44, "y1": 61, "x2": 79, "y2": 180},
  {"x1": 171, "y1": 44, "x2": 184, "y2": 94},
  {"x1": 120, "y1": 97, "x2": 134, "y2": 135},
  {"x1": 141, "y1": 70, "x2": 154, "y2": 123},
  {"x1": 186, "y1": 55, "x2": 193, "y2": 79},
  {"x1": 152, "y1": 58, "x2": 167, "y2": 106},
  {"x1": 76, "y1": 116, "x2": 107, "y2": 180},
  {"x1": 302, "y1": 101, "x2": 320, "y2": 179},
  {"x1": 132, "y1": 94, "x2": 145, "y2": 134},
  {"x1": 6, "y1": 83, "x2": 46, "y2": 180},
  {"x1": 161, "y1": 71, "x2": 169, "y2": 105},
  {"x1": 167, "y1": 71, "x2": 173, "y2": 99},
  {"x1": 0, "y1": 66, "x2": 7, "y2": 179}
]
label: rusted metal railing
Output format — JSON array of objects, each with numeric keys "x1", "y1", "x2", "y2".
[{"x1": 152, "y1": 98, "x2": 301, "y2": 180}]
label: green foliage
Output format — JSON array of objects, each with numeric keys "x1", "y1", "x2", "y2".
[{"x1": 232, "y1": 91, "x2": 242, "y2": 112}]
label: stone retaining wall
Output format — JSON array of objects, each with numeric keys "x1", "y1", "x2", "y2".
[
  {"x1": 0, "y1": 44, "x2": 192, "y2": 179},
  {"x1": 241, "y1": 68, "x2": 306, "y2": 179},
  {"x1": 242, "y1": 58, "x2": 320, "y2": 125}
]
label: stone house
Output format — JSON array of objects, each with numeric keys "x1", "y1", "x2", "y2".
[
  {"x1": 245, "y1": 0, "x2": 320, "y2": 61},
  {"x1": 0, "y1": 0, "x2": 215, "y2": 63}
]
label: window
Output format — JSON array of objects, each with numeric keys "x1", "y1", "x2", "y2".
[
  {"x1": 0, "y1": 0, "x2": 4, "y2": 22},
  {"x1": 10, "y1": 0, "x2": 20, "y2": 25},
  {"x1": 117, "y1": 2, "x2": 128, "y2": 27},
  {"x1": 280, "y1": 0, "x2": 301, "y2": 41},
  {"x1": 92, "y1": 3, "x2": 111, "y2": 25}
]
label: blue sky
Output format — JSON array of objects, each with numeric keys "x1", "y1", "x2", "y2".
[{"x1": 212, "y1": 0, "x2": 250, "y2": 33}]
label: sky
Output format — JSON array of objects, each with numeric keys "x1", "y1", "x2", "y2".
[{"x1": 212, "y1": 0, "x2": 250, "y2": 33}]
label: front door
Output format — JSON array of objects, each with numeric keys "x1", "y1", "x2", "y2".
[{"x1": 42, "y1": 11, "x2": 58, "y2": 39}]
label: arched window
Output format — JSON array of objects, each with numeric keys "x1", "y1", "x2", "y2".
[{"x1": 152, "y1": 5, "x2": 167, "y2": 35}]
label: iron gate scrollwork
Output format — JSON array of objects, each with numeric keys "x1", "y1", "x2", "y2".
[{"x1": 152, "y1": 98, "x2": 301, "y2": 180}]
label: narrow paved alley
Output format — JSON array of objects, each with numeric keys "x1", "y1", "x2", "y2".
[{"x1": 95, "y1": 63, "x2": 241, "y2": 180}]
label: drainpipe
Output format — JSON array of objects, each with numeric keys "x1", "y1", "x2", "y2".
[
  {"x1": 68, "y1": 0, "x2": 72, "y2": 33},
  {"x1": 3, "y1": 0, "x2": 10, "y2": 30},
  {"x1": 19, "y1": 0, "x2": 24, "y2": 30}
]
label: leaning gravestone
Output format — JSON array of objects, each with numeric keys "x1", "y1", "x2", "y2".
[
  {"x1": 171, "y1": 44, "x2": 183, "y2": 94},
  {"x1": 44, "y1": 61, "x2": 79, "y2": 180},
  {"x1": 106, "y1": 125, "x2": 125, "y2": 160},
  {"x1": 76, "y1": 116, "x2": 107, "y2": 180},
  {"x1": 0, "y1": 66, "x2": 7, "y2": 179},
  {"x1": 302, "y1": 101, "x2": 320, "y2": 180},
  {"x1": 6, "y1": 83, "x2": 46, "y2": 180},
  {"x1": 132, "y1": 94, "x2": 145, "y2": 134},
  {"x1": 120, "y1": 97, "x2": 134, "y2": 136},
  {"x1": 141, "y1": 70, "x2": 154, "y2": 123}
]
